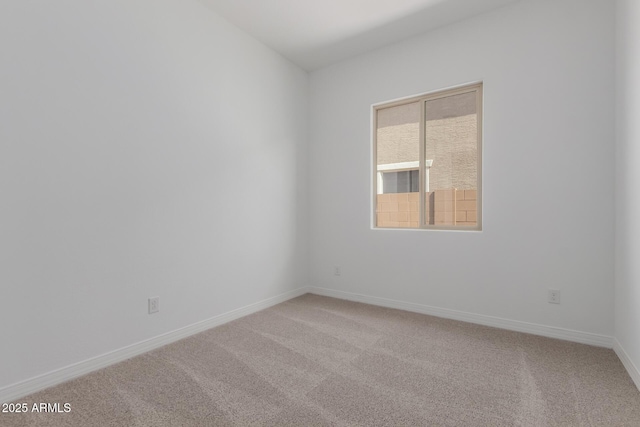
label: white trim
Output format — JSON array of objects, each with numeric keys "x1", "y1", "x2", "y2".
[
  {"x1": 425, "y1": 159, "x2": 433, "y2": 192},
  {"x1": 0, "y1": 287, "x2": 308, "y2": 403},
  {"x1": 614, "y1": 338, "x2": 640, "y2": 391},
  {"x1": 377, "y1": 161, "x2": 419, "y2": 172},
  {"x1": 307, "y1": 287, "x2": 614, "y2": 348},
  {"x1": 2, "y1": 286, "x2": 625, "y2": 404}
]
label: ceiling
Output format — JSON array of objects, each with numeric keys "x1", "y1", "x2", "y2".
[{"x1": 199, "y1": 0, "x2": 521, "y2": 70}]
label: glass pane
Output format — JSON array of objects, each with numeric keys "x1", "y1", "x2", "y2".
[
  {"x1": 376, "y1": 102, "x2": 420, "y2": 228},
  {"x1": 424, "y1": 91, "x2": 478, "y2": 227}
]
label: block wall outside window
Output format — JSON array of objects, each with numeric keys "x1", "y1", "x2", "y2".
[{"x1": 375, "y1": 189, "x2": 477, "y2": 228}]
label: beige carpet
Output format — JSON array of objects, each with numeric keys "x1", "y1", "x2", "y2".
[{"x1": 2, "y1": 294, "x2": 640, "y2": 426}]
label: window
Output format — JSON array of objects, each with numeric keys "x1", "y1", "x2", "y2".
[
  {"x1": 378, "y1": 164, "x2": 420, "y2": 194},
  {"x1": 373, "y1": 83, "x2": 482, "y2": 230}
]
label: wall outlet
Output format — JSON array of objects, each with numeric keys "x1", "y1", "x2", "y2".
[
  {"x1": 334, "y1": 266, "x2": 341, "y2": 276},
  {"x1": 148, "y1": 297, "x2": 159, "y2": 314},
  {"x1": 548, "y1": 289, "x2": 561, "y2": 304}
]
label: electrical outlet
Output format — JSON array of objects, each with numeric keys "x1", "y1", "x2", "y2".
[
  {"x1": 148, "y1": 297, "x2": 159, "y2": 314},
  {"x1": 548, "y1": 289, "x2": 561, "y2": 304},
  {"x1": 334, "y1": 266, "x2": 341, "y2": 276}
]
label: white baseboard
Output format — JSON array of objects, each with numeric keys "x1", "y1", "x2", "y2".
[
  {"x1": 0, "y1": 287, "x2": 308, "y2": 404},
  {"x1": 614, "y1": 338, "x2": 640, "y2": 391},
  {"x1": 307, "y1": 287, "x2": 614, "y2": 348},
  {"x1": 2, "y1": 286, "x2": 624, "y2": 404}
]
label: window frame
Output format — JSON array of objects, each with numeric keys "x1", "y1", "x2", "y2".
[{"x1": 372, "y1": 82, "x2": 483, "y2": 231}]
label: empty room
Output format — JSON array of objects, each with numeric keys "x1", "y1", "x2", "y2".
[{"x1": 2, "y1": 0, "x2": 640, "y2": 425}]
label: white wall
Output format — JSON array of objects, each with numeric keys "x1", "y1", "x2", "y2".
[
  {"x1": 309, "y1": 0, "x2": 615, "y2": 336},
  {"x1": 0, "y1": 0, "x2": 307, "y2": 390},
  {"x1": 615, "y1": 0, "x2": 640, "y2": 384}
]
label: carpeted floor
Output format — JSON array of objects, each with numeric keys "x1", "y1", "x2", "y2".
[{"x1": 3, "y1": 294, "x2": 640, "y2": 426}]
